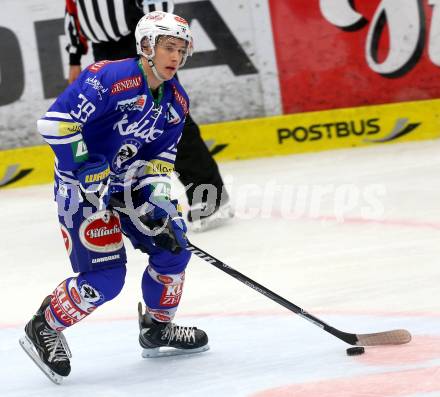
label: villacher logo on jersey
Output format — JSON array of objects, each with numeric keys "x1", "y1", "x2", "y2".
[
  {"x1": 79, "y1": 211, "x2": 124, "y2": 253},
  {"x1": 86, "y1": 225, "x2": 121, "y2": 239}
]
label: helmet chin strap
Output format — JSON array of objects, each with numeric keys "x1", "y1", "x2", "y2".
[{"x1": 147, "y1": 58, "x2": 167, "y2": 82}]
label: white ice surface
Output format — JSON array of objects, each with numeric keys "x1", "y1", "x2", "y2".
[{"x1": 1, "y1": 140, "x2": 439, "y2": 397}]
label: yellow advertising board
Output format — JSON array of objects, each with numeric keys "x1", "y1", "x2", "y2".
[
  {"x1": 1, "y1": 99, "x2": 440, "y2": 189},
  {"x1": 201, "y1": 98, "x2": 440, "y2": 161},
  {"x1": 0, "y1": 146, "x2": 54, "y2": 189}
]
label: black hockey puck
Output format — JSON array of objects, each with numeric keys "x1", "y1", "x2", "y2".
[{"x1": 346, "y1": 346, "x2": 365, "y2": 356}]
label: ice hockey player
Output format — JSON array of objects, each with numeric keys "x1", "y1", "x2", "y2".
[
  {"x1": 65, "y1": 0, "x2": 234, "y2": 232},
  {"x1": 20, "y1": 11, "x2": 208, "y2": 384}
]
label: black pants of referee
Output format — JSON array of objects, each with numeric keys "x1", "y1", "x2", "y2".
[{"x1": 92, "y1": 35, "x2": 227, "y2": 209}]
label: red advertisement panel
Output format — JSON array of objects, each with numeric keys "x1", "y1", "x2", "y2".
[{"x1": 269, "y1": 0, "x2": 440, "y2": 114}]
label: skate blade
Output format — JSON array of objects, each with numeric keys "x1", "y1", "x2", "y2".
[
  {"x1": 142, "y1": 344, "x2": 209, "y2": 358},
  {"x1": 19, "y1": 335, "x2": 64, "y2": 385}
]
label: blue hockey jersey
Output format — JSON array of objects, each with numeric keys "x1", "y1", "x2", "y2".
[{"x1": 37, "y1": 58, "x2": 189, "y2": 193}]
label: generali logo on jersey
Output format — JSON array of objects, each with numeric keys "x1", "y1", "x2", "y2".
[
  {"x1": 111, "y1": 75, "x2": 142, "y2": 95},
  {"x1": 79, "y1": 210, "x2": 123, "y2": 253}
]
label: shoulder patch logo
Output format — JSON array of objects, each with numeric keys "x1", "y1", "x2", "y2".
[
  {"x1": 166, "y1": 104, "x2": 181, "y2": 125},
  {"x1": 112, "y1": 139, "x2": 141, "y2": 170}
]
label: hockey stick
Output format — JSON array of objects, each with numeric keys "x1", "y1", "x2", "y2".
[
  {"x1": 109, "y1": 197, "x2": 411, "y2": 347},
  {"x1": 185, "y1": 244, "x2": 411, "y2": 346}
]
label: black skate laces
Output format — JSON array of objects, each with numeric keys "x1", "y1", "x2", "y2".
[
  {"x1": 161, "y1": 323, "x2": 196, "y2": 344},
  {"x1": 40, "y1": 327, "x2": 72, "y2": 363}
]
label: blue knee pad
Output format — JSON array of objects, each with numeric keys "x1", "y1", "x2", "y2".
[
  {"x1": 77, "y1": 264, "x2": 127, "y2": 306},
  {"x1": 141, "y1": 249, "x2": 190, "y2": 322}
]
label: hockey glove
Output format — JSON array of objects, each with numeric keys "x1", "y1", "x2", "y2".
[
  {"x1": 143, "y1": 198, "x2": 188, "y2": 254},
  {"x1": 75, "y1": 154, "x2": 111, "y2": 209}
]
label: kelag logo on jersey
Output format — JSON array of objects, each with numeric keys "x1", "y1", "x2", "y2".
[
  {"x1": 112, "y1": 139, "x2": 142, "y2": 171},
  {"x1": 113, "y1": 103, "x2": 164, "y2": 143},
  {"x1": 115, "y1": 95, "x2": 147, "y2": 112}
]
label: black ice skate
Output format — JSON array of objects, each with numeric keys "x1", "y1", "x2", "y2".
[
  {"x1": 19, "y1": 296, "x2": 72, "y2": 384},
  {"x1": 137, "y1": 302, "x2": 209, "y2": 358}
]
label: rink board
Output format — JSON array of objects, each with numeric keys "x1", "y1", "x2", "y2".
[
  {"x1": 201, "y1": 98, "x2": 440, "y2": 161},
  {"x1": 0, "y1": 145, "x2": 54, "y2": 189},
  {"x1": 1, "y1": 98, "x2": 440, "y2": 189}
]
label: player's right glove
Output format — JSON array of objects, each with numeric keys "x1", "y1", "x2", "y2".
[{"x1": 75, "y1": 154, "x2": 111, "y2": 208}]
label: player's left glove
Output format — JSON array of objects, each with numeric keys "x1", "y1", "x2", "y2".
[{"x1": 144, "y1": 198, "x2": 188, "y2": 254}]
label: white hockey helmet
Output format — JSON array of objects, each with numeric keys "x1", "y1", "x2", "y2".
[{"x1": 135, "y1": 11, "x2": 193, "y2": 67}]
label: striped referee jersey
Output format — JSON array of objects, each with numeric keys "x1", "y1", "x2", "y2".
[{"x1": 65, "y1": 0, "x2": 173, "y2": 65}]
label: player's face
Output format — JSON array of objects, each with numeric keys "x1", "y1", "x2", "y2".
[{"x1": 154, "y1": 36, "x2": 188, "y2": 80}]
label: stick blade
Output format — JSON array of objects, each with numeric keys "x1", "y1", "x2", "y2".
[{"x1": 356, "y1": 329, "x2": 412, "y2": 346}]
